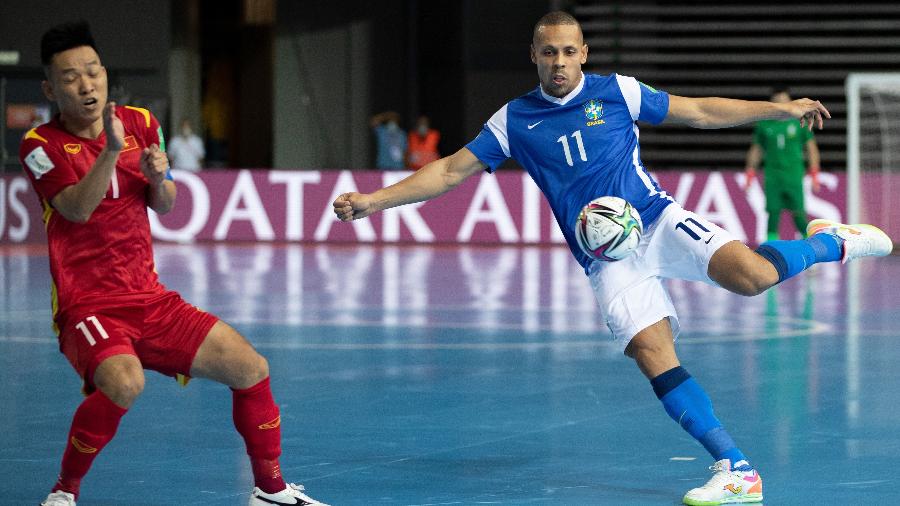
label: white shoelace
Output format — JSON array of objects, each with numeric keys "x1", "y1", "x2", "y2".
[{"x1": 700, "y1": 462, "x2": 737, "y2": 489}]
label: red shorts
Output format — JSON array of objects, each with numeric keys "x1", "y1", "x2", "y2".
[{"x1": 57, "y1": 290, "x2": 218, "y2": 387}]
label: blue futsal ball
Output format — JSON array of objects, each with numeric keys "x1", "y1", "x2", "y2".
[{"x1": 575, "y1": 196, "x2": 643, "y2": 262}]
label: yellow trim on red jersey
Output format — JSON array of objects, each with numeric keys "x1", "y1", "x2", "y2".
[
  {"x1": 50, "y1": 280, "x2": 60, "y2": 335},
  {"x1": 44, "y1": 198, "x2": 60, "y2": 335},
  {"x1": 41, "y1": 198, "x2": 53, "y2": 227},
  {"x1": 124, "y1": 106, "x2": 152, "y2": 128},
  {"x1": 24, "y1": 128, "x2": 49, "y2": 143}
]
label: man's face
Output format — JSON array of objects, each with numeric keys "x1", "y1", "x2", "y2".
[
  {"x1": 416, "y1": 117, "x2": 429, "y2": 134},
  {"x1": 42, "y1": 45, "x2": 107, "y2": 128},
  {"x1": 771, "y1": 91, "x2": 791, "y2": 104},
  {"x1": 530, "y1": 24, "x2": 587, "y2": 98}
]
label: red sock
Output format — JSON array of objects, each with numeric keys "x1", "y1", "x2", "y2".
[
  {"x1": 52, "y1": 390, "x2": 127, "y2": 499},
  {"x1": 233, "y1": 376, "x2": 285, "y2": 493}
]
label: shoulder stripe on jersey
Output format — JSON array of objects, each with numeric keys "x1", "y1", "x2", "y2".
[
  {"x1": 615, "y1": 74, "x2": 641, "y2": 121},
  {"x1": 124, "y1": 105, "x2": 152, "y2": 128},
  {"x1": 24, "y1": 128, "x2": 49, "y2": 143},
  {"x1": 486, "y1": 104, "x2": 510, "y2": 158}
]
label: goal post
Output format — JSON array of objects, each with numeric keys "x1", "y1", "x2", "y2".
[{"x1": 846, "y1": 73, "x2": 900, "y2": 247}]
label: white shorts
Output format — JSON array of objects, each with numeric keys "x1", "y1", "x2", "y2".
[{"x1": 588, "y1": 203, "x2": 736, "y2": 349}]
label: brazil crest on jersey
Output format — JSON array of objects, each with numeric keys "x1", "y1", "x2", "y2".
[{"x1": 466, "y1": 73, "x2": 674, "y2": 271}]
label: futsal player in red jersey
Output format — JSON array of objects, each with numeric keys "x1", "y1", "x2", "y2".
[{"x1": 21, "y1": 21, "x2": 329, "y2": 506}]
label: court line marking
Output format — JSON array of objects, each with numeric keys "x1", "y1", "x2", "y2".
[
  {"x1": 0, "y1": 318, "x2": 834, "y2": 350},
  {"x1": 836, "y1": 480, "x2": 890, "y2": 487}
]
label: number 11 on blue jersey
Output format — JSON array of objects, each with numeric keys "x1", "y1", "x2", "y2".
[{"x1": 557, "y1": 130, "x2": 587, "y2": 166}]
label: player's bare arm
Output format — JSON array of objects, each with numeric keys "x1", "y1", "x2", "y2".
[
  {"x1": 50, "y1": 101, "x2": 124, "y2": 223},
  {"x1": 665, "y1": 95, "x2": 831, "y2": 130},
  {"x1": 141, "y1": 144, "x2": 176, "y2": 214},
  {"x1": 743, "y1": 143, "x2": 763, "y2": 191},
  {"x1": 806, "y1": 138, "x2": 822, "y2": 192},
  {"x1": 333, "y1": 147, "x2": 486, "y2": 221}
]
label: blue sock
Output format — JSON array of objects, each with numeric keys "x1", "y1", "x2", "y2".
[
  {"x1": 651, "y1": 366, "x2": 750, "y2": 470},
  {"x1": 756, "y1": 234, "x2": 843, "y2": 283}
]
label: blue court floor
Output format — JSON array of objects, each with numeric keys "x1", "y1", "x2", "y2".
[{"x1": 1, "y1": 242, "x2": 899, "y2": 505}]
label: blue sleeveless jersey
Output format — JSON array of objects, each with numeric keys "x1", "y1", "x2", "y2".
[{"x1": 466, "y1": 73, "x2": 675, "y2": 270}]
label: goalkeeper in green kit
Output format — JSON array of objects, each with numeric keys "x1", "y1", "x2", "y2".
[{"x1": 744, "y1": 85, "x2": 822, "y2": 241}]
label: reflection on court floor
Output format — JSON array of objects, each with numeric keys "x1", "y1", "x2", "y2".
[{"x1": 1, "y1": 243, "x2": 898, "y2": 505}]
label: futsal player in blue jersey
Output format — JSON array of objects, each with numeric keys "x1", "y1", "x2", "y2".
[{"x1": 333, "y1": 11, "x2": 893, "y2": 505}]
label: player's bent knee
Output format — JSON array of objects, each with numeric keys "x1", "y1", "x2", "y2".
[
  {"x1": 731, "y1": 277, "x2": 767, "y2": 297},
  {"x1": 626, "y1": 336, "x2": 664, "y2": 359},
  {"x1": 744, "y1": 268, "x2": 776, "y2": 296},
  {"x1": 248, "y1": 353, "x2": 269, "y2": 383},
  {"x1": 229, "y1": 350, "x2": 269, "y2": 389},
  {"x1": 93, "y1": 355, "x2": 145, "y2": 407},
  {"x1": 709, "y1": 242, "x2": 778, "y2": 296}
]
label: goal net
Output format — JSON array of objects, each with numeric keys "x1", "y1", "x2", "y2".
[{"x1": 846, "y1": 73, "x2": 900, "y2": 249}]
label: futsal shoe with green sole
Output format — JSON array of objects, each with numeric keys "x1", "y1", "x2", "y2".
[
  {"x1": 682, "y1": 459, "x2": 763, "y2": 505},
  {"x1": 806, "y1": 219, "x2": 894, "y2": 263}
]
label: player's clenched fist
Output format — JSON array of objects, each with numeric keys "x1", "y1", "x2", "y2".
[
  {"x1": 333, "y1": 192, "x2": 374, "y2": 221},
  {"x1": 140, "y1": 144, "x2": 169, "y2": 185}
]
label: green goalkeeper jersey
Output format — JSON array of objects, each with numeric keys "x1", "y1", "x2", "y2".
[{"x1": 752, "y1": 119, "x2": 813, "y2": 186}]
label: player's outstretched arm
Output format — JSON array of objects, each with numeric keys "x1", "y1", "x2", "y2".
[
  {"x1": 665, "y1": 95, "x2": 831, "y2": 130},
  {"x1": 51, "y1": 101, "x2": 125, "y2": 223},
  {"x1": 333, "y1": 147, "x2": 486, "y2": 221}
]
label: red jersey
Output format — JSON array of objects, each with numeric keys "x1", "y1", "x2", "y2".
[{"x1": 20, "y1": 106, "x2": 168, "y2": 323}]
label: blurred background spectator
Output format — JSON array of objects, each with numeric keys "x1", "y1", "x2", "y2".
[
  {"x1": 406, "y1": 115, "x2": 440, "y2": 170},
  {"x1": 370, "y1": 111, "x2": 407, "y2": 170},
  {"x1": 168, "y1": 118, "x2": 206, "y2": 172}
]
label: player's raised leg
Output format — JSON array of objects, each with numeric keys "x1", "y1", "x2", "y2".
[
  {"x1": 189, "y1": 321, "x2": 330, "y2": 506},
  {"x1": 624, "y1": 320, "x2": 763, "y2": 505},
  {"x1": 708, "y1": 214, "x2": 892, "y2": 298}
]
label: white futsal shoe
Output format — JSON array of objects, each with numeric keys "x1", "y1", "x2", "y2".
[
  {"x1": 807, "y1": 219, "x2": 894, "y2": 263},
  {"x1": 682, "y1": 459, "x2": 762, "y2": 505},
  {"x1": 40, "y1": 491, "x2": 76, "y2": 506},
  {"x1": 249, "y1": 483, "x2": 330, "y2": 506}
]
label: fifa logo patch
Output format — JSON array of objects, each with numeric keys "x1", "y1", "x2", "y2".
[
  {"x1": 583, "y1": 99, "x2": 605, "y2": 127},
  {"x1": 64, "y1": 143, "x2": 82, "y2": 155}
]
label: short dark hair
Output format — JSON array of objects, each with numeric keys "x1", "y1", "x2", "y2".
[
  {"x1": 533, "y1": 11, "x2": 582, "y2": 43},
  {"x1": 41, "y1": 20, "x2": 97, "y2": 66},
  {"x1": 771, "y1": 83, "x2": 790, "y2": 96}
]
